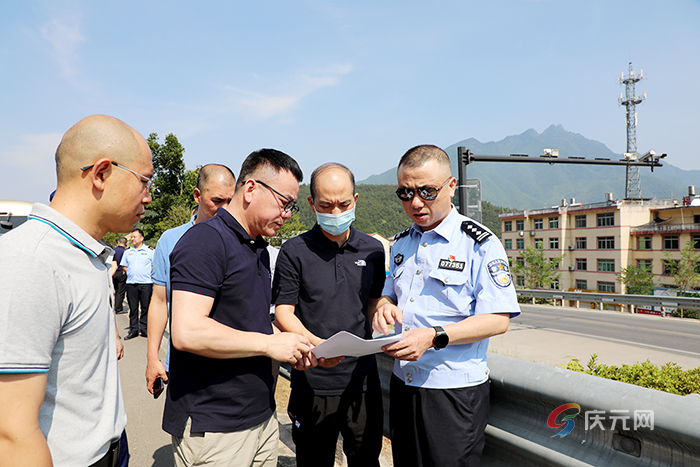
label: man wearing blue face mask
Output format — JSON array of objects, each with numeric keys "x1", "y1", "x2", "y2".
[{"x1": 272, "y1": 163, "x2": 386, "y2": 467}]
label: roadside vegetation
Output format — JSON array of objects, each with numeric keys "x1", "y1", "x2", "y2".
[{"x1": 567, "y1": 354, "x2": 700, "y2": 396}]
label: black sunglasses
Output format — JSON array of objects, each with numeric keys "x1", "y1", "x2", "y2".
[{"x1": 395, "y1": 177, "x2": 451, "y2": 202}]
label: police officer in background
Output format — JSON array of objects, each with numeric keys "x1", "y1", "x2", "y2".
[{"x1": 373, "y1": 144, "x2": 521, "y2": 467}]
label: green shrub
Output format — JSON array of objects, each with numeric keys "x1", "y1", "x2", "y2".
[{"x1": 567, "y1": 354, "x2": 700, "y2": 396}]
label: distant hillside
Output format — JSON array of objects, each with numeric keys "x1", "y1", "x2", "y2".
[{"x1": 359, "y1": 124, "x2": 700, "y2": 210}]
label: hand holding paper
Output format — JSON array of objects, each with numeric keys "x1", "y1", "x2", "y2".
[{"x1": 311, "y1": 331, "x2": 402, "y2": 359}]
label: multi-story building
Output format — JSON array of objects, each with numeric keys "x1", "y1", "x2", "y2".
[{"x1": 499, "y1": 191, "x2": 700, "y2": 293}]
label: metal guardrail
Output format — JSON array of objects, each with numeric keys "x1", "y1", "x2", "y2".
[
  {"x1": 516, "y1": 288, "x2": 700, "y2": 310},
  {"x1": 282, "y1": 352, "x2": 700, "y2": 465},
  {"x1": 484, "y1": 353, "x2": 700, "y2": 466}
]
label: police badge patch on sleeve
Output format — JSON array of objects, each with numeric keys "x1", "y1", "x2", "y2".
[{"x1": 487, "y1": 259, "x2": 512, "y2": 288}]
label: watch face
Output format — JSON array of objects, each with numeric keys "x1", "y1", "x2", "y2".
[{"x1": 434, "y1": 330, "x2": 449, "y2": 349}]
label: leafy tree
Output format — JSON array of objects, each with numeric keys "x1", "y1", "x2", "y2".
[
  {"x1": 139, "y1": 133, "x2": 201, "y2": 242},
  {"x1": 663, "y1": 241, "x2": 700, "y2": 318},
  {"x1": 616, "y1": 265, "x2": 654, "y2": 295},
  {"x1": 511, "y1": 245, "x2": 565, "y2": 289},
  {"x1": 101, "y1": 231, "x2": 130, "y2": 248}
]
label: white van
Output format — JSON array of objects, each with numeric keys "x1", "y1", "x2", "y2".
[{"x1": 0, "y1": 200, "x2": 34, "y2": 236}]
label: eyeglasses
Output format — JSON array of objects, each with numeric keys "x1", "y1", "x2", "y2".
[
  {"x1": 81, "y1": 161, "x2": 154, "y2": 192},
  {"x1": 395, "y1": 177, "x2": 452, "y2": 202},
  {"x1": 254, "y1": 180, "x2": 299, "y2": 215}
]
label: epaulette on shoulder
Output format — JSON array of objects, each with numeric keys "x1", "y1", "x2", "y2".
[
  {"x1": 461, "y1": 220, "x2": 492, "y2": 244},
  {"x1": 393, "y1": 228, "x2": 410, "y2": 241}
]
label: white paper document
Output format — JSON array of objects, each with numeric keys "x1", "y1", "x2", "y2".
[{"x1": 311, "y1": 331, "x2": 403, "y2": 359}]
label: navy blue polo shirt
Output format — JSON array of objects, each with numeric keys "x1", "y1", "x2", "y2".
[
  {"x1": 272, "y1": 224, "x2": 385, "y2": 395},
  {"x1": 162, "y1": 207, "x2": 274, "y2": 437}
]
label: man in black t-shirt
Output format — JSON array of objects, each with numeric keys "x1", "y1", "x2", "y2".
[
  {"x1": 164, "y1": 149, "x2": 313, "y2": 467},
  {"x1": 272, "y1": 163, "x2": 386, "y2": 467}
]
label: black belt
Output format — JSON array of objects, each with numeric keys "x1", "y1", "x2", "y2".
[{"x1": 88, "y1": 438, "x2": 120, "y2": 467}]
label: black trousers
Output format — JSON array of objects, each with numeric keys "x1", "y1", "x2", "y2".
[
  {"x1": 112, "y1": 269, "x2": 127, "y2": 313},
  {"x1": 288, "y1": 386, "x2": 383, "y2": 467},
  {"x1": 390, "y1": 375, "x2": 490, "y2": 467},
  {"x1": 126, "y1": 283, "x2": 152, "y2": 334}
]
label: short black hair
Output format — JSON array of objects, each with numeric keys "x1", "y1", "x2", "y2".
[
  {"x1": 130, "y1": 228, "x2": 144, "y2": 237},
  {"x1": 309, "y1": 163, "x2": 355, "y2": 200},
  {"x1": 237, "y1": 149, "x2": 303, "y2": 187},
  {"x1": 398, "y1": 144, "x2": 451, "y2": 171}
]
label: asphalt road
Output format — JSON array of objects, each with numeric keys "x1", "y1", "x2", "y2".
[
  {"x1": 513, "y1": 304, "x2": 700, "y2": 358},
  {"x1": 489, "y1": 304, "x2": 700, "y2": 369}
]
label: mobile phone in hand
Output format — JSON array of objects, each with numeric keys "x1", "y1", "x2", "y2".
[{"x1": 153, "y1": 377, "x2": 165, "y2": 399}]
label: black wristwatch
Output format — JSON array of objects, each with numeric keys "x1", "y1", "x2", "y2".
[{"x1": 432, "y1": 325, "x2": 449, "y2": 350}]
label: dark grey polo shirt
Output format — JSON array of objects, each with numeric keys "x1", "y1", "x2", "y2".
[
  {"x1": 163, "y1": 207, "x2": 275, "y2": 436},
  {"x1": 272, "y1": 224, "x2": 386, "y2": 395}
]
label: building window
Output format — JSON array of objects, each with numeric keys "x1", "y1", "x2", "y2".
[
  {"x1": 598, "y1": 236, "x2": 615, "y2": 249},
  {"x1": 575, "y1": 279, "x2": 588, "y2": 289},
  {"x1": 576, "y1": 258, "x2": 587, "y2": 271},
  {"x1": 550, "y1": 279, "x2": 560, "y2": 290},
  {"x1": 663, "y1": 259, "x2": 678, "y2": 276},
  {"x1": 534, "y1": 238, "x2": 543, "y2": 249},
  {"x1": 504, "y1": 239, "x2": 512, "y2": 249},
  {"x1": 549, "y1": 238, "x2": 559, "y2": 249},
  {"x1": 637, "y1": 259, "x2": 652, "y2": 271},
  {"x1": 516, "y1": 239, "x2": 524, "y2": 250},
  {"x1": 549, "y1": 217, "x2": 559, "y2": 229},
  {"x1": 664, "y1": 235, "x2": 679, "y2": 250},
  {"x1": 638, "y1": 236, "x2": 652, "y2": 250},
  {"x1": 598, "y1": 259, "x2": 615, "y2": 272},
  {"x1": 516, "y1": 257, "x2": 525, "y2": 267},
  {"x1": 575, "y1": 215, "x2": 587, "y2": 228},
  {"x1": 694, "y1": 235, "x2": 700, "y2": 249},
  {"x1": 597, "y1": 212, "x2": 615, "y2": 227},
  {"x1": 516, "y1": 220, "x2": 524, "y2": 231},
  {"x1": 576, "y1": 237, "x2": 587, "y2": 249},
  {"x1": 516, "y1": 276, "x2": 525, "y2": 287},
  {"x1": 534, "y1": 218, "x2": 543, "y2": 230},
  {"x1": 598, "y1": 281, "x2": 615, "y2": 293},
  {"x1": 504, "y1": 221, "x2": 512, "y2": 232}
]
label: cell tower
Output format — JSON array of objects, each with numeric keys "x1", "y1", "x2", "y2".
[{"x1": 618, "y1": 62, "x2": 646, "y2": 199}]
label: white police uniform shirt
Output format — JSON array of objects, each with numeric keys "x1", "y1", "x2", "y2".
[{"x1": 382, "y1": 207, "x2": 520, "y2": 389}]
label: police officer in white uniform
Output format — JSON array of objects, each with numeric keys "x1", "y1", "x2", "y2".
[{"x1": 372, "y1": 144, "x2": 521, "y2": 467}]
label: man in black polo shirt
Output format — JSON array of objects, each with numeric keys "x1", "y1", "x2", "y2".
[
  {"x1": 272, "y1": 163, "x2": 386, "y2": 467},
  {"x1": 164, "y1": 149, "x2": 314, "y2": 467}
]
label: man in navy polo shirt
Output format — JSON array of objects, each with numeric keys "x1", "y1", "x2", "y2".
[
  {"x1": 272, "y1": 163, "x2": 386, "y2": 467},
  {"x1": 122, "y1": 227, "x2": 154, "y2": 340},
  {"x1": 164, "y1": 149, "x2": 314, "y2": 467}
]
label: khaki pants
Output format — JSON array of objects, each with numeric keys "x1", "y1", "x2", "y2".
[{"x1": 172, "y1": 413, "x2": 279, "y2": 467}]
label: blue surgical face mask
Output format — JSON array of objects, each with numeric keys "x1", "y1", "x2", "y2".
[{"x1": 316, "y1": 206, "x2": 356, "y2": 236}]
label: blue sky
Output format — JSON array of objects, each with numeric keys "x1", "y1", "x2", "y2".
[{"x1": 1, "y1": 1, "x2": 699, "y2": 203}]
